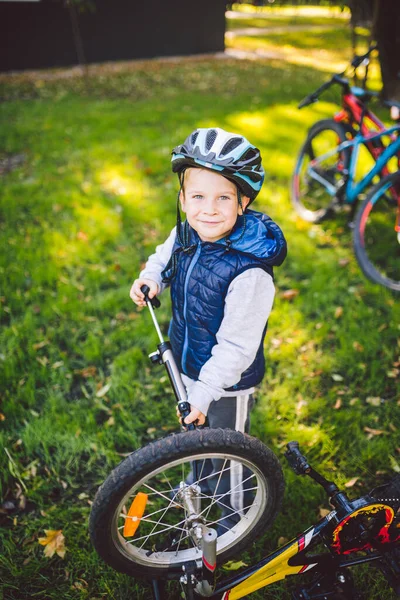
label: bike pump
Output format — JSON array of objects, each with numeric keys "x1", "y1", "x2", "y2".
[{"x1": 141, "y1": 285, "x2": 195, "y2": 430}]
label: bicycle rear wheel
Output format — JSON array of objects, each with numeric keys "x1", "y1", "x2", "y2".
[
  {"x1": 353, "y1": 172, "x2": 400, "y2": 292},
  {"x1": 89, "y1": 428, "x2": 284, "y2": 579},
  {"x1": 291, "y1": 119, "x2": 350, "y2": 223}
]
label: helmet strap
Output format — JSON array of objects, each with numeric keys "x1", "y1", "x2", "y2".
[
  {"x1": 224, "y1": 187, "x2": 247, "y2": 249},
  {"x1": 234, "y1": 187, "x2": 247, "y2": 244},
  {"x1": 161, "y1": 169, "x2": 193, "y2": 283},
  {"x1": 237, "y1": 188, "x2": 243, "y2": 213},
  {"x1": 176, "y1": 169, "x2": 190, "y2": 248}
]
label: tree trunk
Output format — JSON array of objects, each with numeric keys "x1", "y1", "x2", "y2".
[{"x1": 373, "y1": 0, "x2": 400, "y2": 101}]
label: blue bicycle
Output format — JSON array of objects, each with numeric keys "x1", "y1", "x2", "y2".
[{"x1": 291, "y1": 48, "x2": 400, "y2": 292}]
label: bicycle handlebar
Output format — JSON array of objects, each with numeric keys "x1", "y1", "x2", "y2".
[
  {"x1": 298, "y1": 45, "x2": 378, "y2": 109},
  {"x1": 285, "y1": 441, "x2": 311, "y2": 474},
  {"x1": 351, "y1": 44, "x2": 377, "y2": 69},
  {"x1": 285, "y1": 441, "x2": 350, "y2": 508},
  {"x1": 298, "y1": 75, "x2": 350, "y2": 109}
]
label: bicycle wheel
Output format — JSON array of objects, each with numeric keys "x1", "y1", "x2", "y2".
[
  {"x1": 353, "y1": 172, "x2": 400, "y2": 292},
  {"x1": 89, "y1": 428, "x2": 284, "y2": 579},
  {"x1": 292, "y1": 119, "x2": 351, "y2": 223}
]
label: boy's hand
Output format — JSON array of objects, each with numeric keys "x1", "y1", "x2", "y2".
[
  {"x1": 130, "y1": 279, "x2": 159, "y2": 307},
  {"x1": 176, "y1": 405, "x2": 206, "y2": 427}
]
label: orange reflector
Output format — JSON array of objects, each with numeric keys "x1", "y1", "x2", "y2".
[{"x1": 123, "y1": 492, "x2": 148, "y2": 538}]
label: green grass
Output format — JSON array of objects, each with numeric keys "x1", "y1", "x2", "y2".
[
  {"x1": 1, "y1": 11, "x2": 399, "y2": 600},
  {"x1": 227, "y1": 16, "x2": 349, "y2": 30},
  {"x1": 228, "y1": 3, "x2": 349, "y2": 17}
]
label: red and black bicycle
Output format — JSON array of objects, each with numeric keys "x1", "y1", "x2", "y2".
[{"x1": 292, "y1": 45, "x2": 400, "y2": 292}]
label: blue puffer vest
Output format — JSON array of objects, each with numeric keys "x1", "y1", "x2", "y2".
[{"x1": 167, "y1": 210, "x2": 287, "y2": 391}]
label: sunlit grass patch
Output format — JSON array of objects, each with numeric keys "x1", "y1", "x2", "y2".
[
  {"x1": 227, "y1": 16, "x2": 349, "y2": 30},
  {"x1": 229, "y1": 4, "x2": 350, "y2": 18},
  {"x1": 226, "y1": 29, "x2": 359, "y2": 73}
]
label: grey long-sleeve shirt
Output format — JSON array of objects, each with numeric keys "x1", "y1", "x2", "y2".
[{"x1": 139, "y1": 227, "x2": 275, "y2": 415}]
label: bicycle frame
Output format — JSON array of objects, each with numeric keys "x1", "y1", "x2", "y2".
[
  {"x1": 203, "y1": 500, "x2": 399, "y2": 599},
  {"x1": 336, "y1": 89, "x2": 399, "y2": 152},
  {"x1": 307, "y1": 124, "x2": 400, "y2": 204}
]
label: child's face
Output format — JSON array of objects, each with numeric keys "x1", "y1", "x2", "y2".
[{"x1": 180, "y1": 168, "x2": 250, "y2": 243}]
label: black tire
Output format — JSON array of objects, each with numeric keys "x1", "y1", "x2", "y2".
[
  {"x1": 89, "y1": 428, "x2": 284, "y2": 579},
  {"x1": 291, "y1": 119, "x2": 351, "y2": 223},
  {"x1": 353, "y1": 172, "x2": 400, "y2": 292}
]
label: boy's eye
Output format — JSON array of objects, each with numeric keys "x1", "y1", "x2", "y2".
[{"x1": 193, "y1": 194, "x2": 203, "y2": 199}]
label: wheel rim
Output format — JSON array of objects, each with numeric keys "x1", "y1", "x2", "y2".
[
  {"x1": 295, "y1": 128, "x2": 345, "y2": 218},
  {"x1": 110, "y1": 451, "x2": 269, "y2": 570},
  {"x1": 358, "y1": 179, "x2": 400, "y2": 288}
]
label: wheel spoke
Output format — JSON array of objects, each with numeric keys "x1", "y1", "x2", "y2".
[
  {"x1": 123, "y1": 517, "x2": 188, "y2": 545},
  {"x1": 204, "y1": 458, "x2": 228, "y2": 520},
  {"x1": 200, "y1": 472, "x2": 256, "y2": 522},
  {"x1": 142, "y1": 482, "x2": 184, "y2": 509},
  {"x1": 138, "y1": 497, "x2": 185, "y2": 550}
]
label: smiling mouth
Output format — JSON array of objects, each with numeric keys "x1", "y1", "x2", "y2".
[{"x1": 199, "y1": 221, "x2": 222, "y2": 226}]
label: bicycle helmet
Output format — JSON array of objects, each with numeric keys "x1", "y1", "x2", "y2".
[{"x1": 171, "y1": 127, "x2": 264, "y2": 201}]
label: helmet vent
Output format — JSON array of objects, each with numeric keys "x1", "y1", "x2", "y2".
[
  {"x1": 191, "y1": 131, "x2": 199, "y2": 146},
  {"x1": 220, "y1": 137, "x2": 243, "y2": 156},
  {"x1": 242, "y1": 148, "x2": 257, "y2": 161},
  {"x1": 205, "y1": 129, "x2": 218, "y2": 151}
]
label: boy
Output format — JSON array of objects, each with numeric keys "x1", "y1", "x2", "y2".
[{"x1": 130, "y1": 127, "x2": 286, "y2": 530}]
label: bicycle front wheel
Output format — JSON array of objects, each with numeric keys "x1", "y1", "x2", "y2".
[
  {"x1": 291, "y1": 119, "x2": 350, "y2": 223},
  {"x1": 89, "y1": 428, "x2": 284, "y2": 579},
  {"x1": 353, "y1": 172, "x2": 400, "y2": 292}
]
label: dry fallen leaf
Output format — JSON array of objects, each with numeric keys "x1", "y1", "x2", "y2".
[
  {"x1": 353, "y1": 341, "x2": 364, "y2": 352},
  {"x1": 278, "y1": 536, "x2": 289, "y2": 546},
  {"x1": 387, "y1": 369, "x2": 399, "y2": 378},
  {"x1": 96, "y1": 382, "x2": 112, "y2": 398},
  {"x1": 52, "y1": 361, "x2": 64, "y2": 369},
  {"x1": 331, "y1": 373, "x2": 344, "y2": 382},
  {"x1": 333, "y1": 398, "x2": 342, "y2": 410},
  {"x1": 75, "y1": 366, "x2": 97, "y2": 378},
  {"x1": 366, "y1": 396, "x2": 381, "y2": 407},
  {"x1": 334, "y1": 306, "x2": 343, "y2": 319},
  {"x1": 344, "y1": 477, "x2": 359, "y2": 488},
  {"x1": 33, "y1": 340, "x2": 49, "y2": 350},
  {"x1": 223, "y1": 560, "x2": 248, "y2": 571},
  {"x1": 364, "y1": 426, "x2": 388, "y2": 439},
  {"x1": 38, "y1": 529, "x2": 66, "y2": 559},
  {"x1": 281, "y1": 289, "x2": 299, "y2": 301}
]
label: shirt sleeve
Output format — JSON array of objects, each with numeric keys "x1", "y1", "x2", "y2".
[
  {"x1": 139, "y1": 227, "x2": 176, "y2": 295},
  {"x1": 187, "y1": 268, "x2": 275, "y2": 415}
]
